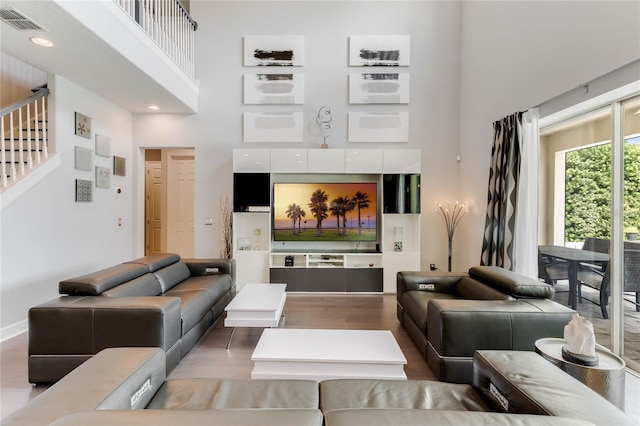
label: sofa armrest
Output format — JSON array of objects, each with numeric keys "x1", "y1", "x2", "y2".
[
  {"x1": 473, "y1": 350, "x2": 634, "y2": 425},
  {"x1": 396, "y1": 271, "x2": 464, "y2": 301},
  {"x1": 4, "y1": 348, "x2": 166, "y2": 426},
  {"x1": 29, "y1": 296, "x2": 181, "y2": 355},
  {"x1": 183, "y1": 258, "x2": 236, "y2": 285}
]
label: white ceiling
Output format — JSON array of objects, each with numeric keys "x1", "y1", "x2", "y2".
[{"x1": 0, "y1": 0, "x2": 197, "y2": 113}]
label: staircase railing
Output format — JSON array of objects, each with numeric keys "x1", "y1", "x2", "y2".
[
  {"x1": 113, "y1": 0, "x2": 197, "y2": 80},
  {"x1": 1, "y1": 87, "x2": 50, "y2": 191}
]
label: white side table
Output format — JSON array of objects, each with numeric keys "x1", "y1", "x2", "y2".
[{"x1": 534, "y1": 337, "x2": 626, "y2": 410}]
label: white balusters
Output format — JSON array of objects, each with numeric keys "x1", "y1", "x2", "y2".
[
  {"x1": 0, "y1": 89, "x2": 49, "y2": 190},
  {"x1": 113, "y1": 0, "x2": 196, "y2": 80}
]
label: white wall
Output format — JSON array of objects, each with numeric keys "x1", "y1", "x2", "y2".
[
  {"x1": 0, "y1": 75, "x2": 134, "y2": 338},
  {"x1": 133, "y1": 1, "x2": 463, "y2": 269},
  {"x1": 458, "y1": 1, "x2": 640, "y2": 270}
]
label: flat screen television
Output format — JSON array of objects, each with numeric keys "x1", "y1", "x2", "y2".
[{"x1": 273, "y1": 182, "x2": 377, "y2": 242}]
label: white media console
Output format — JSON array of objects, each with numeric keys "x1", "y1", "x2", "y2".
[{"x1": 232, "y1": 148, "x2": 421, "y2": 294}]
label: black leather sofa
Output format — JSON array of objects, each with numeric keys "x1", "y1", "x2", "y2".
[
  {"x1": 2, "y1": 347, "x2": 633, "y2": 425},
  {"x1": 397, "y1": 266, "x2": 575, "y2": 383},
  {"x1": 28, "y1": 253, "x2": 235, "y2": 384}
]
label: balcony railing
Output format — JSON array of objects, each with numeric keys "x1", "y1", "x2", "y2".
[
  {"x1": 114, "y1": 0, "x2": 197, "y2": 80},
  {"x1": 0, "y1": 87, "x2": 49, "y2": 191}
]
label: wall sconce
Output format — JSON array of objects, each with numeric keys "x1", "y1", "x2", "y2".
[{"x1": 394, "y1": 226, "x2": 404, "y2": 252}]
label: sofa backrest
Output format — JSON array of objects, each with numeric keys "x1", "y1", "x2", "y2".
[
  {"x1": 455, "y1": 276, "x2": 513, "y2": 300},
  {"x1": 127, "y1": 253, "x2": 189, "y2": 293},
  {"x1": 59, "y1": 263, "x2": 149, "y2": 296},
  {"x1": 102, "y1": 273, "x2": 163, "y2": 297},
  {"x1": 468, "y1": 266, "x2": 555, "y2": 299}
]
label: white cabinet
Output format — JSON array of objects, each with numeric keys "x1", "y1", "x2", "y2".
[
  {"x1": 383, "y1": 149, "x2": 421, "y2": 173},
  {"x1": 345, "y1": 149, "x2": 383, "y2": 173},
  {"x1": 307, "y1": 149, "x2": 345, "y2": 173},
  {"x1": 233, "y1": 149, "x2": 270, "y2": 172},
  {"x1": 270, "y1": 149, "x2": 307, "y2": 173}
]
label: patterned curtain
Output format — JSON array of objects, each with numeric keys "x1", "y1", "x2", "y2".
[{"x1": 480, "y1": 112, "x2": 523, "y2": 270}]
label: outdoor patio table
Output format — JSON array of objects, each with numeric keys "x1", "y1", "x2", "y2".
[{"x1": 539, "y1": 245, "x2": 609, "y2": 310}]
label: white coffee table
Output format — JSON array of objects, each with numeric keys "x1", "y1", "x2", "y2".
[
  {"x1": 224, "y1": 283, "x2": 286, "y2": 349},
  {"x1": 251, "y1": 328, "x2": 407, "y2": 381}
]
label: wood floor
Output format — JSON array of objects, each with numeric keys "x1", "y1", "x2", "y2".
[{"x1": 1, "y1": 293, "x2": 639, "y2": 423}]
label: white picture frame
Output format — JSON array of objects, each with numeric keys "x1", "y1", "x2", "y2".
[
  {"x1": 95, "y1": 166, "x2": 111, "y2": 188},
  {"x1": 244, "y1": 35, "x2": 305, "y2": 67},
  {"x1": 349, "y1": 35, "x2": 410, "y2": 67},
  {"x1": 349, "y1": 72, "x2": 410, "y2": 104},
  {"x1": 74, "y1": 146, "x2": 93, "y2": 171},
  {"x1": 243, "y1": 112, "x2": 303, "y2": 143},
  {"x1": 95, "y1": 134, "x2": 111, "y2": 158},
  {"x1": 74, "y1": 112, "x2": 92, "y2": 139},
  {"x1": 348, "y1": 112, "x2": 409, "y2": 143},
  {"x1": 244, "y1": 73, "x2": 304, "y2": 104}
]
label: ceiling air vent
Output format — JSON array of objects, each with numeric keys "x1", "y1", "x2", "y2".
[{"x1": 0, "y1": 8, "x2": 46, "y2": 31}]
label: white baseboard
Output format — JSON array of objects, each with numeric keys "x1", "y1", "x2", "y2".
[{"x1": 0, "y1": 320, "x2": 27, "y2": 342}]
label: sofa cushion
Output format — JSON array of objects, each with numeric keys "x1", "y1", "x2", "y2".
[
  {"x1": 162, "y1": 289, "x2": 215, "y2": 334},
  {"x1": 401, "y1": 291, "x2": 456, "y2": 334},
  {"x1": 153, "y1": 262, "x2": 191, "y2": 292},
  {"x1": 147, "y1": 378, "x2": 319, "y2": 409},
  {"x1": 127, "y1": 253, "x2": 181, "y2": 272},
  {"x1": 469, "y1": 266, "x2": 555, "y2": 299},
  {"x1": 171, "y1": 275, "x2": 232, "y2": 300},
  {"x1": 323, "y1": 409, "x2": 594, "y2": 426},
  {"x1": 59, "y1": 264, "x2": 149, "y2": 296},
  {"x1": 319, "y1": 379, "x2": 489, "y2": 413},
  {"x1": 102, "y1": 273, "x2": 162, "y2": 297}
]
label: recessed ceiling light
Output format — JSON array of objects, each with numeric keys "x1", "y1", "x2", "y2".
[
  {"x1": 30, "y1": 37, "x2": 53, "y2": 47},
  {"x1": 148, "y1": 105, "x2": 160, "y2": 111}
]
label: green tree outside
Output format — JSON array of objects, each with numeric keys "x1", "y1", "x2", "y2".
[{"x1": 565, "y1": 142, "x2": 640, "y2": 242}]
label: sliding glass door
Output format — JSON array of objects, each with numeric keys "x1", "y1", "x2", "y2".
[{"x1": 539, "y1": 92, "x2": 639, "y2": 372}]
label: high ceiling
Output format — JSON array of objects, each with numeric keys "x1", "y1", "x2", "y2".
[{"x1": 0, "y1": 0, "x2": 197, "y2": 113}]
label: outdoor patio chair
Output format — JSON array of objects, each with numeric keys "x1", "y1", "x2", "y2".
[{"x1": 578, "y1": 248, "x2": 640, "y2": 319}]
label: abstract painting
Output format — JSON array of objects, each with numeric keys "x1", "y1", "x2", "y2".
[
  {"x1": 244, "y1": 73, "x2": 304, "y2": 104},
  {"x1": 74, "y1": 112, "x2": 92, "y2": 139},
  {"x1": 244, "y1": 35, "x2": 304, "y2": 67},
  {"x1": 349, "y1": 35, "x2": 410, "y2": 67},
  {"x1": 349, "y1": 73, "x2": 410, "y2": 104},
  {"x1": 75, "y1": 179, "x2": 92, "y2": 202},
  {"x1": 348, "y1": 112, "x2": 409, "y2": 143},
  {"x1": 243, "y1": 112, "x2": 303, "y2": 143},
  {"x1": 95, "y1": 134, "x2": 111, "y2": 157},
  {"x1": 95, "y1": 166, "x2": 111, "y2": 188},
  {"x1": 74, "y1": 146, "x2": 93, "y2": 171}
]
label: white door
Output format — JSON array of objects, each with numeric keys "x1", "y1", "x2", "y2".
[
  {"x1": 166, "y1": 149, "x2": 195, "y2": 257},
  {"x1": 145, "y1": 161, "x2": 164, "y2": 255}
]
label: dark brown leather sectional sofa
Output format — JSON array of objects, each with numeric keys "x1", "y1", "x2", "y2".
[
  {"x1": 2, "y1": 347, "x2": 634, "y2": 425},
  {"x1": 397, "y1": 266, "x2": 575, "y2": 383},
  {"x1": 28, "y1": 253, "x2": 235, "y2": 384}
]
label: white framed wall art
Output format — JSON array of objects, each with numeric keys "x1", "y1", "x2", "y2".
[
  {"x1": 349, "y1": 35, "x2": 410, "y2": 67},
  {"x1": 349, "y1": 72, "x2": 410, "y2": 104},
  {"x1": 244, "y1": 35, "x2": 305, "y2": 67},
  {"x1": 243, "y1": 112, "x2": 303, "y2": 143},
  {"x1": 244, "y1": 73, "x2": 304, "y2": 104},
  {"x1": 348, "y1": 112, "x2": 409, "y2": 143}
]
